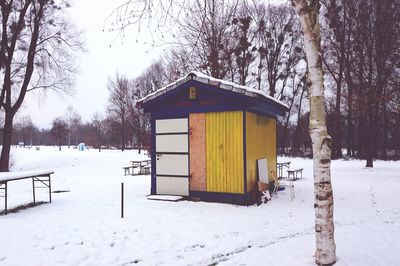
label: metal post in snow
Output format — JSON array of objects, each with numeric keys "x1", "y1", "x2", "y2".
[{"x1": 121, "y1": 182, "x2": 124, "y2": 218}]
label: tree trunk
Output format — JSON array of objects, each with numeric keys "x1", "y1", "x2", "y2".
[
  {"x1": 138, "y1": 130, "x2": 142, "y2": 154},
  {"x1": 121, "y1": 111, "x2": 125, "y2": 152},
  {"x1": 0, "y1": 112, "x2": 14, "y2": 171},
  {"x1": 292, "y1": 1, "x2": 336, "y2": 265},
  {"x1": 365, "y1": 108, "x2": 374, "y2": 167},
  {"x1": 333, "y1": 73, "x2": 343, "y2": 159},
  {"x1": 382, "y1": 100, "x2": 388, "y2": 159},
  {"x1": 346, "y1": 83, "x2": 353, "y2": 157}
]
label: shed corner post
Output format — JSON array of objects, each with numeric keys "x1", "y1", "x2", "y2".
[
  {"x1": 150, "y1": 115, "x2": 157, "y2": 195},
  {"x1": 243, "y1": 110, "x2": 247, "y2": 196}
]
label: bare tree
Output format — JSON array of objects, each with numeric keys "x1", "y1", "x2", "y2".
[
  {"x1": 91, "y1": 113, "x2": 105, "y2": 152},
  {"x1": 65, "y1": 106, "x2": 82, "y2": 148},
  {"x1": 292, "y1": 0, "x2": 336, "y2": 264},
  {"x1": 107, "y1": 72, "x2": 131, "y2": 151},
  {"x1": 50, "y1": 117, "x2": 68, "y2": 151},
  {"x1": 0, "y1": 0, "x2": 84, "y2": 171},
  {"x1": 320, "y1": 0, "x2": 349, "y2": 159},
  {"x1": 15, "y1": 115, "x2": 37, "y2": 147},
  {"x1": 254, "y1": 4, "x2": 303, "y2": 97}
]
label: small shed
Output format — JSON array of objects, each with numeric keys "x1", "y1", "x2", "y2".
[{"x1": 138, "y1": 71, "x2": 288, "y2": 204}]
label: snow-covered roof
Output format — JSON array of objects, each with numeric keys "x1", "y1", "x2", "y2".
[
  {"x1": 138, "y1": 71, "x2": 289, "y2": 110},
  {"x1": 0, "y1": 169, "x2": 54, "y2": 182}
]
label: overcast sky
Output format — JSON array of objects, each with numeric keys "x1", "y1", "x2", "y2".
[{"x1": 19, "y1": 0, "x2": 164, "y2": 129}]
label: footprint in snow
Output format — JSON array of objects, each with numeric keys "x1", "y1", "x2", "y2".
[
  {"x1": 192, "y1": 244, "x2": 205, "y2": 249},
  {"x1": 110, "y1": 242, "x2": 115, "y2": 247},
  {"x1": 122, "y1": 259, "x2": 141, "y2": 265}
]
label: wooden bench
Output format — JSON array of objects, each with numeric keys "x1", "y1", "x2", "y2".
[
  {"x1": 123, "y1": 165, "x2": 138, "y2": 176},
  {"x1": 287, "y1": 168, "x2": 303, "y2": 180},
  {"x1": 0, "y1": 170, "x2": 54, "y2": 215},
  {"x1": 277, "y1": 161, "x2": 291, "y2": 179},
  {"x1": 123, "y1": 160, "x2": 151, "y2": 176},
  {"x1": 141, "y1": 165, "x2": 151, "y2": 175}
]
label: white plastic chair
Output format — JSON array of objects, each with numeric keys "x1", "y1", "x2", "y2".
[{"x1": 271, "y1": 170, "x2": 295, "y2": 200}]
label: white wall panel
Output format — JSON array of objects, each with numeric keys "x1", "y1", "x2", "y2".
[
  {"x1": 156, "y1": 135, "x2": 188, "y2": 153},
  {"x1": 156, "y1": 154, "x2": 188, "y2": 176},
  {"x1": 156, "y1": 118, "x2": 188, "y2": 134},
  {"x1": 156, "y1": 176, "x2": 189, "y2": 196}
]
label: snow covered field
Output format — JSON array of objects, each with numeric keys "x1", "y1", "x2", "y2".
[{"x1": 0, "y1": 146, "x2": 399, "y2": 266}]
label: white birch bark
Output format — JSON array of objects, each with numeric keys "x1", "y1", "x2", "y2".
[{"x1": 291, "y1": 1, "x2": 337, "y2": 265}]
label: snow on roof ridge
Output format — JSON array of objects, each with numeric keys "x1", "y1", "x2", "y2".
[{"x1": 138, "y1": 71, "x2": 289, "y2": 109}]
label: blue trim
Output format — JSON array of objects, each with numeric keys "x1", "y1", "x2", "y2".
[
  {"x1": 187, "y1": 116, "x2": 190, "y2": 194},
  {"x1": 150, "y1": 116, "x2": 156, "y2": 195},
  {"x1": 243, "y1": 110, "x2": 247, "y2": 194},
  {"x1": 142, "y1": 80, "x2": 286, "y2": 117},
  {"x1": 144, "y1": 80, "x2": 252, "y2": 109},
  {"x1": 245, "y1": 107, "x2": 277, "y2": 119},
  {"x1": 153, "y1": 113, "x2": 188, "y2": 120},
  {"x1": 151, "y1": 105, "x2": 244, "y2": 118},
  {"x1": 189, "y1": 191, "x2": 257, "y2": 205}
]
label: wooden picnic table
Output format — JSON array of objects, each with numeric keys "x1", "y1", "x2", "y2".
[
  {"x1": 277, "y1": 161, "x2": 291, "y2": 179},
  {"x1": 0, "y1": 170, "x2": 53, "y2": 215},
  {"x1": 123, "y1": 160, "x2": 151, "y2": 176},
  {"x1": 287, "y1": 168, "x2": 303, "y2": 180}
]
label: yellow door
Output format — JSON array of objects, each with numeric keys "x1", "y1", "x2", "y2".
[{"x1": 206, "y1": 111, "x2": 244, "y2": 194}]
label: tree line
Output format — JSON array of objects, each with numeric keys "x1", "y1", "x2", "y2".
[
  {"x1": 2, "y1": 0, "x2": 399, "y2": 169},
  {"x1": 0, "y1": 0, "x2": 84, "y2": 171},
  {"x1": 107, "y1": 0, "x2": 400, "y2": 167}
]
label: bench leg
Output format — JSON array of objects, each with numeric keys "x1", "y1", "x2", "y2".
[
  {"x1": 48, "y1": 175, "x2": 52, "y2": 203},
  {"x1": 32, "y1": 177, "x2": 36, "y2": 204},
  {"x1": 5, "y1": 183, "x2": 7, "y2": 215},
  {"x1": 2, "y1": 182, "x2": 7, "y2": 215}
]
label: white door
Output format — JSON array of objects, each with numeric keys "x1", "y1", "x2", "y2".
[{"x1": 155, "y1": 118, "x2": 189, "y2": 196}]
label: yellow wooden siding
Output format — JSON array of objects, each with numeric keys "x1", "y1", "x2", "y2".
[
  {"x1": 206, "y1": 111, "x2": 244, "y2": 194},
  {"x1": 245, "y1": 112, "x2": 276, "y2": 192}
]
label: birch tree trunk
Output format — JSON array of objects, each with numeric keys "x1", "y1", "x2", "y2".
[{"x1": 291, "y1": 1, "x2": 336, "y2": 265}]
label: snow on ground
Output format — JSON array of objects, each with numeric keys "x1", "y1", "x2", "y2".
[{"x1": 0, "y1": 146, "x2": 399, "y2": 266}]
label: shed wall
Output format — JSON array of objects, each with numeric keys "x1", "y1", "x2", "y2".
[
  {"x1": 245, "y1": 112, "x2": 276, "y2": 192},
  {"x1": 206, "y1": 111, "x2": 244, "y2": 194}
]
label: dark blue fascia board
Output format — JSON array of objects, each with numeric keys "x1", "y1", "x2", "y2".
[
  {"x1": 152, "y1": 105, "x2": 244, "y2": 118},
  {"x1": 142, "y1": 79, "x2": 286, "y2": 117},
  {"x1": 143, "y1": 80, "x2": 252, "y2": 112},
  {"x1": 153, "y1": 113, "x2": 189, "y2": 120},
  {"x1": 246, "y1": 101, "x2": 284, "y2": 118}
]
